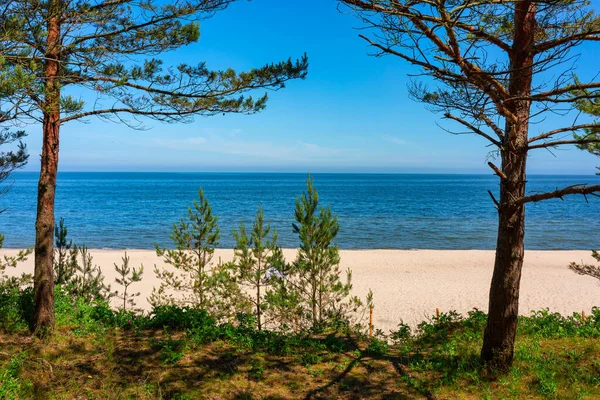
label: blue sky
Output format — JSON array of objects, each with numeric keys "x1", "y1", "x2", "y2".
[{"x1": 18, "y1": 0, "x2": 600, "y2": 174}]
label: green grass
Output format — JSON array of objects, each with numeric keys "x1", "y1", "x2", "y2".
[{"x1": 2, "y1": 287, "x2": 600, "y2": 399}]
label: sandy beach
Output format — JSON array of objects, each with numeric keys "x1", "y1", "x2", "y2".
[{"x1": 2, "y1": 249, "x2": 598, "y2": 333}]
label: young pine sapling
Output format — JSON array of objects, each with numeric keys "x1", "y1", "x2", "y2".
[
  {"x1": 113, "y1": 252, "x2": 144, "y2": 312},
  {"x1": 53, "y1": 218, "x2": 78, "y2": 286},
  {"x1": 70, "y1": 246, "x2": 111, "y2": 302},
  {"x1": 0, "y1": 234, "x2": 32, "y2": 288},
  {"x1": 264, "y1": 247, "x2": 300, "y2": 332},
  {"x1": 152, "y1": 188, "x2": 248, "y2": 319},
  {"x1": 233, "y1": 206, "x2": 284, "y2": 330},
  {"x1": 292, "y1": 176, "x2": 354, "y2": 329}
]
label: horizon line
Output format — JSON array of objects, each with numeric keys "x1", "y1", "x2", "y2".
[{"x1": 13, "y1": 170, "x2": 600, "y2": 176}]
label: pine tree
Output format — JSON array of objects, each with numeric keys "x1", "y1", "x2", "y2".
[
  {"x1": 233, "y1": 206, "x2": 284, "y2": 330},
  {"x1": 152, "y1": 188, "x2": 248, "y2": 319},
  {"x1": 292, "y1": 175, "x2": 353, "y2": 329},
  {"x1": 0, "y1": 0, "x2": 308, "y2": 335},
  {"x1": 53, "y1": 218, "x2": 77, "y2": 286},
  {"x1": 264, "y1": 247, "x2": 300, "y2": 332},
  {"x1": 340, "y1": 0, "x2": 600, "y2": 369},
  {"x1": 0, "y1": 234, "x2": 32, "y2": 289},
  {"x1": 70, "y1": 246, "x2": 111, "y2": 302},
  {"x1": 113, "y1": 252, "x2": 144, "y2": 312}
]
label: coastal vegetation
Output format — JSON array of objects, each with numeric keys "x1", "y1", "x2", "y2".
[
  {"x1": 2, "y1": 285, "x2": 600, "y2": 399},
  {"x1": 340, "y1": 0, "x2": 600, "y2": 369},
  {"x1": 0, "y1": 0, "x2": 308, "y2": 336},
  {"x1": 149, "y1": 177, "x2": 367, "y2": 332},
  {"x1": 0, "y1": 2, "x2": 599, "y2": 398}
]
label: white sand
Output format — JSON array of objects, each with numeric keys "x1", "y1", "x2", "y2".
[{"x1": 2, "y1": 249, "x2": 598, "y2": 332}]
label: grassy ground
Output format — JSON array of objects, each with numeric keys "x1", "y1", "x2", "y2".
[{"x1": 1, "y1": 290, "x2": 600, "y2": 399}]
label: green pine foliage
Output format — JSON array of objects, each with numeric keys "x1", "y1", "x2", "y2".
[
  {"x1": 69, "y1": 246, "x2": 111, "y2": 303},
  {"x1": 264, "y1": 247, "x2": 300, "y2": 332},
  {"x1": 0, "y1": 2, "x2": 308, "y2": 125},
  {"x1": 573, "y1": 86, "x2": 600, "y2": 175},
  {"x1": 53, "y1": 218, "x2": 78, "y2": 286},
  {"x1": 0, "y1": 129, "x2": 28, "y2": 207},
  {"x1": 152, "y1": 189, "x2": 249, "y2": 320},
  {"x1": 569, "y1": 251, "x2": 600, "y2": 281},
  {"x1": 51, "y1": 220, "x2": 111, "y2": 302},
  {"x1": 573, "y1": 93, "x2": 600, "y2": 157},
  {"x1": 0, "y1": 234, "x2": 32, "y2": 289},
  {"x1": 152, "y1": 188, "x2": 220, "y2": 308},
  {"x1": 233, "y1": 206, "x2": 285, "y2": 330},
  {"x1": 291, "y1": 175, "x2": 357, "y2": 329},
  {"x1": 113, "y1": 252, "x2": 144, "y2": 312}
]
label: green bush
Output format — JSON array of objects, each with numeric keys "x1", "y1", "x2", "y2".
[
  {"x1": 0, "y1": 352, "x2": 32, "y2": 399},
  {"x1": 0, "y1": 286, "x2": 33, "y2": 332},
  {"x1": 518, "y1": 308, "x2": 600, "y2": 339},
  {"x1": 148, "y1": 305, "x2": 216, "y2": 330},
  {"x1": 365, "y1": 337, "x2": 389, "y2": 356}
]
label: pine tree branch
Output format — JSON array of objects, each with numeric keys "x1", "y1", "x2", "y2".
[
  {"x1": 488, "y1": 162, "x2": 506, "y2": 180},
  {"x1": 527, "y1": 82, "x2": 600, "y2": 102},
  {"x1": 65, "y1": 1, "x2": 234, "y2": 49},
  {"x1": 59, "y1": 107, "x2": 209, "y2": 123},
  {"x1": 535, "y1": 32, "x2": 600, "y2": 54},
  {"x1": 444, "y1": 113, "x2": 502, "y2": 147},
  {"x1": 528, "y1": 124, "x2": 600, "y2": 143},
  {"x1": 514, "y1": 184, "x2": 600, "y2": 205},
  {"x1": 528, "y1": 137, "x2": 600, "y2": 150},
  {"x1": 356, "y1": 35, "x2": 465, "y2": 83}
]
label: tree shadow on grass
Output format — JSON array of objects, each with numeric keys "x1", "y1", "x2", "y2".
[{"x1": 303, "y1": 337, "x2": 489, "y2": 400}]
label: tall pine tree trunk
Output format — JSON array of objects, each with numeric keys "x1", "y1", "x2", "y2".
[
  {"x1": 481, "y1": 140, "x2": 527, "y2": 367},
  {"x1": 481, "y1": 0, "x2": 535, "y2": 368},
  {"x1": 33, "y1": 6, "x2": 61, "y2": 335}
]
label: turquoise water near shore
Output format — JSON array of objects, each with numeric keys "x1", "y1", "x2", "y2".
[{"x1": 1, "y1": 172, "x2": 599, "y2": 249}]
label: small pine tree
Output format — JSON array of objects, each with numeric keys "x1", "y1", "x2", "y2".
[
  {"x1": 292, "y1": 175, "x2": 353, "y2": 329},
  {"x1": 0, "y1": 234, "x2": 32, "y2": 288},
  {"x1": 50, "y1": 220, "x2": 110, "y2": 301},
  {"x1": 264, "y1": 247, "x2": 300, "y2": 332},
  {"x1": 113, "y1": 252, "x2": 144, "y2": 312},
  {"x1": 233, "y1": 206, "x2": 284, "y2": 330},
  {"x1": 570, "y1": 251, "x2": 600, "y2": 281},
  {"x1": 152, "y1": 188, "x2": 248, "y2": 319},
  {"x1": 70, "y1": 246, "x2": 111, "y2": 302},
  {"x1": 152, "y1": 188, "x2": 219, "y2": 308},
  {"x1": 207, "y1": 261, "x2": 252, "y2": 322},
  {"x1": 53, "y1": 218, "x2": 78, "y2": 286}
]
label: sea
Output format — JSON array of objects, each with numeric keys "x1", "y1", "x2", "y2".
[{"x1": 0, "y1": 172, "x2": 599, "y2": 250}]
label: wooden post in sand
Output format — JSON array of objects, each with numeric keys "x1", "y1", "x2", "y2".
[
  {"x1": 369, "y1": 306, "x2": 374, "y2": 339},
  {"x1": 436, "y1": 308, "x2": 440, "y2": 319},
  {"x1": 582, "y1": 311, "x2": 586, "y2": 322}
]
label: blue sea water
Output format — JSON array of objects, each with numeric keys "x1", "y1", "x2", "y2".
[{"x1": 0, "y1": 172, "x2": 599, "y2": 250}]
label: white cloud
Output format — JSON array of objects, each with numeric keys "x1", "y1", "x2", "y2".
[{"x1": 380, "y1": 135, "x2": 407, "y2": 145}]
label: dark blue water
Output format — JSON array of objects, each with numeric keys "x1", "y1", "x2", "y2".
[{"x1": 0, "y1": 172, "x2": 599, "y2": 249}]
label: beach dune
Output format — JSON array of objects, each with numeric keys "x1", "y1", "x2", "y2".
[{"x1": 1, "y1": 249, "x2": 598, "y2": 333}]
